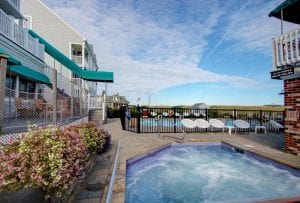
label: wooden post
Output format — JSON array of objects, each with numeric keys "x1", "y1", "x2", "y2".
[
  {"x1": 0, "y1": 54, "x2": 9, "y2": 127},
  {"x1": 52, "y1": 69, "x2": 57, "y2": 124},
  {"x1": 70, "y1": 78, "x2": 74, "y2": 118},
  {"x1": 79, "y1": 79, "x2": 82, "y2": 116}
]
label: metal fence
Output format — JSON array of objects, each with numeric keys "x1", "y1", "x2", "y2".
[
  {"x1": 123, "y1": 106, "x2": 284, "y2": 134},
  {"x1": 1, "y1": 72, "x2": 89, "y2": 134}
]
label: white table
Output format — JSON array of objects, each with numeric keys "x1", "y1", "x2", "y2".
[
  {"x1": 225, "y1": 126, "x2": 235, "y2": 135},
  {"x1": 255, "y1": 125, "x2": 266, "y2": 134}
]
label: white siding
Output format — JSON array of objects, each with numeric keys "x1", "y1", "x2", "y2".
[{"x1": 20, "y1": 0, "x2": 84, "y2": 57}]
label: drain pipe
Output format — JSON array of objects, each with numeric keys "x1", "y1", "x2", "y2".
[{"x1": 105, "y1": 140, "x2": 121, "y2": 203}]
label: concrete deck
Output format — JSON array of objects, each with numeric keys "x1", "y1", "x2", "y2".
[{"x1": 101, "y1": 118, "x2": 300, "y2": 203}]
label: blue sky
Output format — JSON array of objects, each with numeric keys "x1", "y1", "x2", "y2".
[{"x1": 43, "y1": 0, "x2": 297, "y2": 106}]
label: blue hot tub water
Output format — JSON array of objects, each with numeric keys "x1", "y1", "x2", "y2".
[{"x1": 125, "y1": 143, "x2": 300, "y2": 203}]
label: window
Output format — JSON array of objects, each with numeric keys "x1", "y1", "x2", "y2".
[
  {"x1": 5, "y1": 75, "x2": 16, "y2": 89},
  {"x1": 19, "y1": 78, "x2": 28, "y2": 92},
  {"x1": 28, "y1": 81, "x2": 36, "y2": 93}
]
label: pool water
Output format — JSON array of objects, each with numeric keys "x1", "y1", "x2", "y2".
[
  {"x1": 141, "y1": 119, "x2": 182, "y2": 127},
  {"x1": 125, "y1": 143, "x2": 300, "y2": 203}
]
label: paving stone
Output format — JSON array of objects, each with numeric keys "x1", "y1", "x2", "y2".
[
  {"x1": 93, "y1": 160, "x2": 112, "y2": 170},
  {"x1": 75, "y1": 190, "x2": 88, "y2": 200},
  {"x1": 86, "y1": 181, "x2": 105, "y2": 191},
  {"x1": 86, "y1": 191, "x2": 103, "y2": 199}
]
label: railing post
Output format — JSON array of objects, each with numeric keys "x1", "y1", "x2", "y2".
[
  {"x1": 234, "y1": 109, "x2": 237, "y2": 120},
  {"x1": 24, "y1": 30, "x2": 28, "y2": 50},
  {"x1": 137, "y1": 105, "x2": 141, "y2": 133},
  {"x1": 205, "y1": 108, "x2": 209, "y2": 121},
  {"x1": 9, "y1": 16, "x2": 14, "y2": 40},
  {"x1": 260, "y1": 110, "x2": 263, "y2": 126},
  {"x1": 52, "y1": 69, "x2": 57, "y2": 124},
  {"x1": 70, "y1": 78, "x2": 74, "y2": 119},
  {"x1": 0, "y1": 55, "x2": 9, "y2": 128},
  {"x1": 173, "y1": 107, "x2": 176, "y2": 133}
]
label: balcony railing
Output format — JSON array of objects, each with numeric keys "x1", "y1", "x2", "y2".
[
  {"x1": 0, "y1": 9, "x2": 44, "y2": 60},
  {"x1": 72, "y1": 55, "x2": 82, "y2": 65},
  {"x1": 89, "y1": 96, "x2": 103, "y2": 109},
  {"x1": 272, "y1": 28, "x2": 300, "y2": 70}
]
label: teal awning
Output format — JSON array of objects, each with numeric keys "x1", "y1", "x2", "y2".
[
  {"x1": 28, "y1": 29, "x2": 114, "y2": 83},
  {"x1": 82, "y1": 70, "x2": 114, "y2": 82},
  {"x1": 7, "y1": 57, "x2": 21, "y2": 65},
  {"x1": 0, "y1": 48, "x2": 20, "y2": 65},
  {"x1": 28, "y1": 29, "x2": 82, "y2": 76},
  {"x1": 269, "y1": 0, "x2": 300, "y2": 24},
  {"x1": 8, "y1": 65, "x2": 51, "y2": 84}
]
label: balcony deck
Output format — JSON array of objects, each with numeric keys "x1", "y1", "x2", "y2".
[
  {"x1": 0, "y1": 8, "x2": 44, "y2": 60},
  {"x1": 272, "y1": 28, "x2": 300, "y2": 70}
]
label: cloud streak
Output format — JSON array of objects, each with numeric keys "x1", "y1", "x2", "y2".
[{"x1": 42, "y1": 0, "x2": 283, "y2": 103}]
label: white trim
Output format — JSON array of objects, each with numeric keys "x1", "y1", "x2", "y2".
[
  {"x1": 37, "y1": 0, "x2": 86, "y2": 41},
  {"x1": 23, "y1": 15, "x2": 32, "y2": 29}
]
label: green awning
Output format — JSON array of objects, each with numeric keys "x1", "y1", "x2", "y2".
[
  {"x1": 28, "y1": 29, "x2": 114, "y2": 83},
  {"x1": 28, "y1": 29, "x2": 82, "y2": 76},
  {"x1": 0, "y1": 48, "x2": 22, "y2": 65},
  {"x1": 268, "y1": 0, "x2": 300, "y2": 24},
  {"x1": 7, "y1": 57, "x2": 21, "y2": 65},
  {"x1": 8, "y1": 65, "x2": 51, "y2": 84},
  {"x1": 82, "y1": 70, "x2": 114, "y2": 82}
]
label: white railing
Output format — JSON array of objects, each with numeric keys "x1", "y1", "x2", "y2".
[
  {"x1": 89, "y1": 96, "x2": 103, "y2": 109},
  {"x1": 8, "y1": 0, "x2": 20, "y2": 11},
  {"x1": 72, "y1": 55, "x2": 82, "y2": 65},
  {"x1": 272, "y1": 28, "x2": 300, "y2": 70},
  {"x1": 0, "y1": 9, "x2": 44, "y2": 61}
]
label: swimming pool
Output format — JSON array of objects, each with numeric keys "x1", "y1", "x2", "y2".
[
  {"x1": 125, "y1": 143, "x2": 300, "y2": 203},
  {"x1": 141, "y1": 118, "x2": 182, "y2": 127}
]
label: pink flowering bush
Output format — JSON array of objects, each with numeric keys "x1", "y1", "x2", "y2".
[
  {"x1": 68, "y1": 122, "x2": 111, "y2": 153},
  {"x1": 0, "y1": 126, "x2": 89, "y2": 197},
  {"x1": 0, "y1": 122, "x2": 111, "y2": 198}
]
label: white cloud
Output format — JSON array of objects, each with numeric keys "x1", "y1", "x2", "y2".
[{"x1": 42, "y1": 0, "x2": 280, "y2": 103}]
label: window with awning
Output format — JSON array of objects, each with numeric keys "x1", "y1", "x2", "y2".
[{"x1": 8, "y1": 65, "x2": 51, "y2": 85}]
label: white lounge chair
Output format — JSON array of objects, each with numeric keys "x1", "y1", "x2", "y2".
[
  {"x1": 270, "y1": 120, "x2": 284, "y2": 130},
  {"x1": 183, "y1": 112, "x2": 190, "y2": 117},
  {"x1": 194, "y1": 119, "x2": 210, "y2": 129},
  {"x1": 233, "y1": 120, "x2": 250, "y2": 134},
  {"x1": 150, "y1": 111, "x2": 157, "y2": 117},
  {"x1": 162, "y1": 119, "x2": 196, "y2": 142},
  {"x1": 162, "y1": 112, "x2": 168, "y2": 117},
  {"x1": 209, "y1": 119, "x2": 225, "y2": 131}
]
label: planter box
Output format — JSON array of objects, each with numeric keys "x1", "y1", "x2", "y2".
[{"x1": 0, "y1": 188, "x2": 48, "y2": 203}]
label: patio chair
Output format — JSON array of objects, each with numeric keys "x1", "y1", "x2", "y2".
[
  {"x1": 161, "y1": 119, "x2": 196, "y2": 142},
  {"x1": 233, "y1": 119, "x2": 250, "y2": 134},
  {"x1": 269, "y1": 120, "x2": 284, "y2": 130},
  {"x1": 183, "y1": 112, "x2": 190, "y2": 117},
  {"x1": 194, "y1": 119, "x2": 210, "y2": 129},
  {"x1": 209, "y1": 119, "x2": 225, "y2": 132},
  {"x1": 162, "y1": 112, "x2": 168, "y2": 117}
]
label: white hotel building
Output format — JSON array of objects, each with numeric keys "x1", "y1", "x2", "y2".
[{"x1": 0, "y1": 0, "x2": 113, "y2": 134}]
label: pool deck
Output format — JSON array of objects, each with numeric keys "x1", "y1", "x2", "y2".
[{"x1": 102, "y1": 118, "x2": 300, "y2": 203}]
